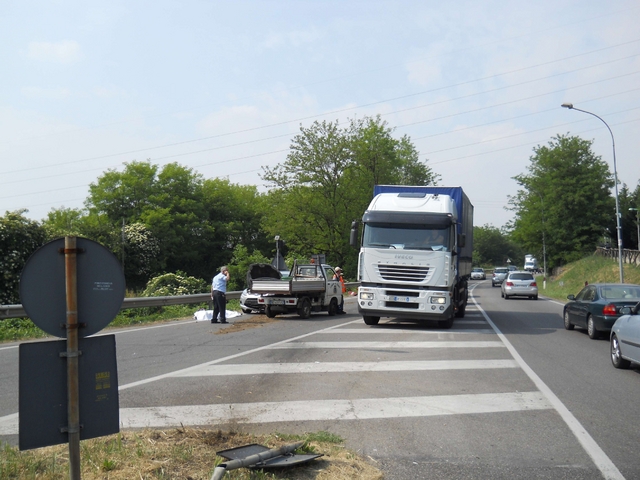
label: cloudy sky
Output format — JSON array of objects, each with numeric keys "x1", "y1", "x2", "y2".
[{"x1": 2, "y1": 0, "x2": 639, "y2": 229}]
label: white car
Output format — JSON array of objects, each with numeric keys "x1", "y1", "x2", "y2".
[
  {"x1": 240, "y1": 288, "x2": 264, "y2": 314},
  {"x1": 470, "y1": 268, "x2": 485, "y2": 280},
  {"x1": 610, "y1": 301, "x2": 640, "y2": 369}
]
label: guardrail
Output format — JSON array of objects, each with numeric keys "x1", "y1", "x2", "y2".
[
  {"x1": 0, "y1": 291, "x2": 242, "y2": 321},
  {"x1": 0, "y1": 283, "x2": 360, "y2": 320}
]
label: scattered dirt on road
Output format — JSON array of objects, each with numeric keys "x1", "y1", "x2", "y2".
[{"x1": 214, "y1": 313, "x2": 280, "y2": 335}]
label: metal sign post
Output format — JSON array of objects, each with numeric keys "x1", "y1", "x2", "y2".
[{"x1": 64, "y1": 236, "x2": 81, "y2": 480}]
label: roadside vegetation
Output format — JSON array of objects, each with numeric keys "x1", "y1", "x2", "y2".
[
  {"x1": 536, "y1": 254, "x2": 640, "y2": 301},
  {"x1": 0, "y1": 428, "x2": 383, "y2": 479}
]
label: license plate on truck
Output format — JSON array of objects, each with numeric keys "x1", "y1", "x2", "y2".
[
  {"x1": 268, "y1": 299, "x2": 285, "y2": 305},
  {"x1": 393, "y1": 296, "x2": 411, "y2": 302}
]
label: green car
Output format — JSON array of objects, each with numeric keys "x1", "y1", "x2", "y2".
[{"x1": 564, "y1": 283, "x2": 640, "y2": 339}]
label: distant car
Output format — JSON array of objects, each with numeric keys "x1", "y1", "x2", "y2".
[
  {"x1": 501, "y1": 271, "x2": 538, "y2": 300},
  {"x1": 508, "y1": 265, "x2": 518, "y2": 272},
  {"x1": 492, "y1": 267, "x2": 510, "y2": 287},
  {"x1": 564, "y1": 283, "x2": 640, "y2": 339},
  {"x1": 610, "y1": 301, "x2": 640, "y2": 369},
  {"x1": 471, "y1": 268, "x2": 486, "y2": 280}
]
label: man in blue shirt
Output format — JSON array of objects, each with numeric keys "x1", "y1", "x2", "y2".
[{"x1": 211, "y1": 266, "x2": 230, "y2": 323}]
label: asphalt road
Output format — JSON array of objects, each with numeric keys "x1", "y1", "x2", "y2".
[{"x1": 2, "y1": 283, "x2": 640, "y2": 479}]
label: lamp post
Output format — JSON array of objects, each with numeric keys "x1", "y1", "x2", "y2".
[
  {"x1": 529, "y1": 189, "x2": 547, "y2": 289},
  {"x1": 561, "y1": 103, "x2": 624, "y2": 283},
  {"x1": 630, "y1": 208, "x2": 640, "y2": 250}
]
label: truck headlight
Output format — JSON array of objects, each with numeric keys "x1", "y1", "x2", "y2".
[
  {"x1": 360, "y1": 292, "x2": 374, "y2": 300},
  {"x1": 430, "y1": 297, "x2": 446, "y2": 304}
]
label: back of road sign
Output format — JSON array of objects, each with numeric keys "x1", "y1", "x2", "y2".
[
  {"x1": 19, "y1": 335, "x2": 119, "y2": 450},
  {"x1": 19, "y1": 237, "x2": 126, "y2": 338}
]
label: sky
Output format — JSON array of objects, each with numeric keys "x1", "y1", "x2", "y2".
[{"x1": 2, "y1": 0, "x2": 639, "y2": 229}]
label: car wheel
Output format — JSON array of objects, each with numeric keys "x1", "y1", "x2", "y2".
[
  {"x1": 327, "y1": 298, "x2": 338, "y2": 316},
  {"x1": 363, "y1": 316, "x2": 380, "y2": 326},
  {"x1": 242, "y1": 307, "x2": 253, "y2": 314},
  {"x1": 501, "y1": 291, "x2": 504, "y2": 298},
  {"x1": 533, "y1": 295, "x2": 538, "y2": 300},
  {"x1": 611, "y1": 333, "x2": 631, "y2": 369},
  {"x1": 587, "y1": 316, "x2": 600, "y2": 339},
  {"x1": 563, "y1": 310, "x2": 574, "y2": 330},
  {"x1": 297, "y1": 298, "x2": 311, "y2": 319},
  {"x1": 265, "y1": 306, "x2": 277, "y2": 318},
  {"x1": 504, "y1": 294, "x2": 509, "y2": 299}
]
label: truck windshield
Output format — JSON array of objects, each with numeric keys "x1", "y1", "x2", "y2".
[{"x1": 363, "y1": 223, "x2": 450, "y2": 251}]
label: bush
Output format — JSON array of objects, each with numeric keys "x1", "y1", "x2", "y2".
[{"x1": 142, "y1": 271, "x2": 207, "y2": 297}]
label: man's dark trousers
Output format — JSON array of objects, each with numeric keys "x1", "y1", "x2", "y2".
[{"x1": 212, "y1": 290, "x2": 227, "y2": 323}]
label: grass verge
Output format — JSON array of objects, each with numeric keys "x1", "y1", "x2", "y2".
[
  {"x1": 0, "y1": 300, "x2": 242, "y2": 343},
  {"x1": 0, "y1": 428, "x2": 383, "y2": 480},
  {"x1": 536, "y1": 254, "x2": 640, "y2": 301}
]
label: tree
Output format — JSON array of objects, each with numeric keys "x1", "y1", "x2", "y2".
[
  {"x1": 0, "y1": 210, "x2": 47, "y2": 304},
  {"x1": 86, "y1": 160, "x2": 158, "y2": 223},
  {"x1": 261, "y1": 116, "x2": 440, "y2": 274},
  {"x1": 122, "y1": 223, "x2": 161, "y2": 290},
  {"x1": 473, "y1": 225, "x2": 523, "y2": 267},
  {"x1": 510, "y1": 134, "x2": 615, "y2": 268}
]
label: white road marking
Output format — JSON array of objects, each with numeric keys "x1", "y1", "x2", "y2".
[
  {"x1": 119, "y1": 391, "x2": 552, "y2": 428},
  {"x1": 326, "y1": 328, "x2": 494, "y2": 334},
  {"x1": 271, "y1": 341, "x2": 504, "y2": 349},
  {"x1": 0, "y1": 413, "x2": 17, "y2": 435},
  {"x1": 453, "y1": 320, "x2": 488, "y2": 325},
  {"x1": 172, "y1": 359, "x2": 520, "y2": 376},
  {"x1": 468, "y1": 285, "x2": 624, "y2": 480}
]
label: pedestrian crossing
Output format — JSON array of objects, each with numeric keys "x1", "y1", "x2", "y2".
[
  {"x1": 0, "y1": 305, "x2": 549, "y2": 436},
  {"x1": 116, "y1": 304, "x2": 555, "y2": 429}
]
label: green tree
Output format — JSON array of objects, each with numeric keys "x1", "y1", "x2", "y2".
[
  {"x1": 86, "y1": 160, "x2": 158, "y2": 223},
  {"x1": 42, "y1": 207, "x2": 86, "y2": 239},
  {"x1": 473, "y1": 225, "x2": 523, "y2": 267},
  {"x1": 261, "y1": 116, "x2": 440, "y2": 274},
  {"x1": 225, "y1": 244, "x2": 270, "y2": 291},
  {"x1": 0, "y1": 210, "x2": 47, "y2": 304},
  {"x1": 510, "y1": 134, "x2": 614, "y2": 268},
  {"x1": 122, "y1": 223, "x2": 161, "y2": 290}
]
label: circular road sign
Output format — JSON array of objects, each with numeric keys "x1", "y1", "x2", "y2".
[{"x1": 19, "y1": 237, "x2": 126, "y2": 338}]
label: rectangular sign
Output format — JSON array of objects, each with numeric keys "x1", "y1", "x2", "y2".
[{"x1": 19, "y1": 335, "x2": 119, "y2": 450}]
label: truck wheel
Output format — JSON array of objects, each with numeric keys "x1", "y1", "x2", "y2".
[
  {"x1": 297, "y1": 298, "x2": 311, "y2": 319},
  {"x1": 455, "y1": 302, "x2": 466, "y2": 318},
  {"x1": 363, "y1": 316, "x2": 379, "y2": 326},
  {"x1": 328, "y1": 298, "x2": 338, "y2": 316},
  {"x1": 439, "y1": 315, "x2": 454, "y2": 329},
  {"x1": 265, "y1": 306, "x2": 277, "y2": 318}
]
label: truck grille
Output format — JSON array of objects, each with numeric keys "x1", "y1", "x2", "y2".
[{"x1": 377, "y1": 265, "x2": 429, "y2": 282}]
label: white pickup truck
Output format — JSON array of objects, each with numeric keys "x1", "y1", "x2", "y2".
[{"x1": 248, "y1": 262, "x2": 343, "y2": 319}]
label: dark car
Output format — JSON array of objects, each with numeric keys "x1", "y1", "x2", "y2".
[
  {"x1": 492, "y1": 267, "x2": 510, "y2": 287},
  {"x1": 564, "y1": 283, "x2": 640, "y2": 339}
]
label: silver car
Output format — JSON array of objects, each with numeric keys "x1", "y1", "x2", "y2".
[
  {"x1": 492, "y1": 267, "x2": 510, "y2": 287},
  {"x1": 240, "y1": 288, "x2": 264, "y2": 314},
  {"x1": 610, "y1": 301, "x2": 640, "y2": 369},
  {"x1": 501, "y1": 271, "x2": 538, "y2": 300}
]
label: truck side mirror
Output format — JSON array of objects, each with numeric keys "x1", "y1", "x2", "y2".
[
  {"x1": 349, "y1": 221, "x2": 359, "y2": 247},
  {"x1": 458, "y1": 233, "x2": 466, "y2": 248}
]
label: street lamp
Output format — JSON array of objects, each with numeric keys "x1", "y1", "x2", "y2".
[
  {"x1": 561, "y1": 103, "x2": 624, "y2": 283},
  {"x1": 630, "y1": 208, "x2": 640, "y2": 250},
  {"x1": 529, "y1": 189, "x2": 547, "y2": 289}
]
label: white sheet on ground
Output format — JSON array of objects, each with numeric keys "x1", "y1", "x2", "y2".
[{"x1": 193, "y1": 309, "x2": 241, "y2": 321}]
